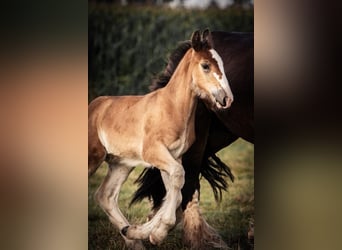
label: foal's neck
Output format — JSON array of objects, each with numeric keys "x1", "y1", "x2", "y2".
[{"x1": 162, "y1": 50, "x2": 197, "y2": 122}]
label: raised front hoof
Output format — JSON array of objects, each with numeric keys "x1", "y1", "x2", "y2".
[
  {"x1": 149, "y1": 234, "x2": 158, "y2": 245},
  {"x1": 121, "y1": 225, "x2": 151, "y2": 240},
  {"x1": 121, "y1": 225, "x2": 129, "y2": 236},
  {"x1": 149, "y1": 224, "x2": 169, "y2": 246}
]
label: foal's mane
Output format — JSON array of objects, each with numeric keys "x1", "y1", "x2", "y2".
[{"x1": 150, "y1": 41, "x2": 192, "y2": 91}]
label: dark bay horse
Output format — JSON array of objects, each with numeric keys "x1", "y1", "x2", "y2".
[
  {"x1": 131, "y1": 31, "x2": 253, "y2": 249},
  {"x1": 88, "y1": 30, "x2": 234, "y2": 249}
]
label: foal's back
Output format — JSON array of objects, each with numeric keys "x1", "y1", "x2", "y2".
[{"x1": 89, "y1": 94, "x2": 149, "y2": 155}]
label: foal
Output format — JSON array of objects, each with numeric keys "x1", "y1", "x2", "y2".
[{"x1": 88, "y1": 29, "x2": 233, "y2": 249}]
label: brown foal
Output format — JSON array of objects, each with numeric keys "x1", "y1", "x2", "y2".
[{"x1": 88, "y1": 29, "x2": 233, "y2": 249}]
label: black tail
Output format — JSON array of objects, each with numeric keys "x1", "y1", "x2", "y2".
[
  {"x1": 130, "y1": 153, "x2": 234, "y2": 208},
  {"x1": 130, "y1": 168, "x2": 166, "y2": 210},
  {"x1": 202, "y1": 153, "x2": 234, "y2": 202}
]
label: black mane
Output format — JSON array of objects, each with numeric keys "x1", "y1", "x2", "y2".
[{"x1": 149, "y1": 41, "x2": 192, "y2": 91}]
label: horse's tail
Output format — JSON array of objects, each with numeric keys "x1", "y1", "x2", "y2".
[
  {"x1": 202, "y1": 153, "x2": 234, "y2": 202},
  {"x1": 130, "y1": 168, "x2": 166, "y2": 210},
  {"x1": 88, "y1": 96, "x2": 109, "y2": 177},
  {"x1": 130, "y1": 153, "x2": 234, "y2": 208},
  {"x1": 88, "y1": 141, "x2": 107, "y2": 177}
]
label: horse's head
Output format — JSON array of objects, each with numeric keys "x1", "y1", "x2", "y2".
[{"x1": 190, "y1": 29, "x2": 233, "y2": 109}]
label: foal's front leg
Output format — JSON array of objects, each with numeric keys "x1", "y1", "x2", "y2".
[
  {"x1": 147, "y1": 169, "x2": 184, "y2": 244},
  {"x1": 122, "y1": 146, "x2": 185, "y2": 245}
]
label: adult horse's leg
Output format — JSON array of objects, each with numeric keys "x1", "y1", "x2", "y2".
[
  {"x1": 183, "y1": 191, "x2": 229, "y2": 249},
  {"x1": 95, "y1": 163, "x2": 145, "y2": 250},
  {"x1": 123, "y1": 145, "x2": 185, "y2": 245},
  {"x1": 182, "y1": 168, "x2": 230, "y2": 250},
  {"x1": 182, "y1": 115, "x2": 238, "y2": 249},
  {"x1": 180, "y1": 102, "x2": 211, "y2": 210}
]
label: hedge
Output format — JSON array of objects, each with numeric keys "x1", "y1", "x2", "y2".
[{"x1": 89, "y1": 5, "x2": 253, "y2": 100}]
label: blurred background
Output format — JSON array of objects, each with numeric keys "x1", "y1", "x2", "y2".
[{"x1": 88, "y1": 0, "x2": 253, "y2": 100}]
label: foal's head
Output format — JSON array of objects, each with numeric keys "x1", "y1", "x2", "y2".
[{"x1": 189, "y1": 29, "x2": 233, "y2": 109}]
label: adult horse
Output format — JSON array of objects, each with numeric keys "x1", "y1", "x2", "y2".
[
  {"x1": 131, "y1": 31, "x2": 254, "y2": 249},
  {"x1": 88, "y1": 30, "x2": 234, "y2": 249}
]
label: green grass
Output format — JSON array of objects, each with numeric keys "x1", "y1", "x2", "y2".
[{"x1": 88, "y1": 138, "x2": 254, "y2": 249}]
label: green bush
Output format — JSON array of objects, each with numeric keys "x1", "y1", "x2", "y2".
[{"x1": 89, "y1": 5, "x2": 253, "y2": 101}]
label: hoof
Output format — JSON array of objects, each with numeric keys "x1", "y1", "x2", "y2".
[
  {"x1": 121, "y1": 226, "x2": 129, "y2": 236},
  {"x1": 149, "y1": 234, "x2": 156, "y2": 245},
  {"x1": 149, "y1": 226, "x2": 168, "y2": 246}
]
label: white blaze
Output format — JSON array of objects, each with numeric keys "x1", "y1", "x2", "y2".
[{"x1": 209, "y1": 49, "x2": 234, "y2": 102}]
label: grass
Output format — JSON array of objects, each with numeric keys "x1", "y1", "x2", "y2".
[{"x1": 88, "y1": 138, "x2": 254, "y2": 249}]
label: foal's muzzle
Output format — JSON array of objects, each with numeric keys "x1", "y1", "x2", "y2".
[{"x1": 213, "y1": 89, "x2": 233, "y2": 109}]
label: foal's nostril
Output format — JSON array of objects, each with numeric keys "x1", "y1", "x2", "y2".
[
  {"x1": 220, "y1": 96, "x2": 233, "y2": 109},
  {"x1": 213, "y1": 89, "x2": 233, "y2": 108},
  {"x1": 121, "y1": 225, "x2": 129, "y2": 236},
  {"x1": 223, "y1": 96, "x2": 228, "y2": 107}
]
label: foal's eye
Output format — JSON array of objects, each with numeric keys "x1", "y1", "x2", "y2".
[{"x1": 201, "y1": 63, "x2": 210, "y2": 72}]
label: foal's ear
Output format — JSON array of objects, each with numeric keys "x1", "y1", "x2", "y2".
[
  {"x1": 191, "y1": 30, "x2": 202, "y2": 52},
  {"x1": 202, "y1": 28, "x2": 213, "y2": 49}
]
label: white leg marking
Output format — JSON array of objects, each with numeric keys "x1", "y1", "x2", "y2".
[{"x1": 125, "y1": 164, "x2": 185, "y2": 245}]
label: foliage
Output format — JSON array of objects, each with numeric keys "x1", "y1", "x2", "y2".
[{"x1": 88, "y1": 5, "x2": 253, "y2": 101}]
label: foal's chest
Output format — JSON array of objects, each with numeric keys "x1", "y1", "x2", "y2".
[{"x1": 168, "y1": 127, "x2": 195, "y2": 159}]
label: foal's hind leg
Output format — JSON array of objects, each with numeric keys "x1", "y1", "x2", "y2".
[{"x1": 95, "y1": 163, "x2": 145, "y2": 250}]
